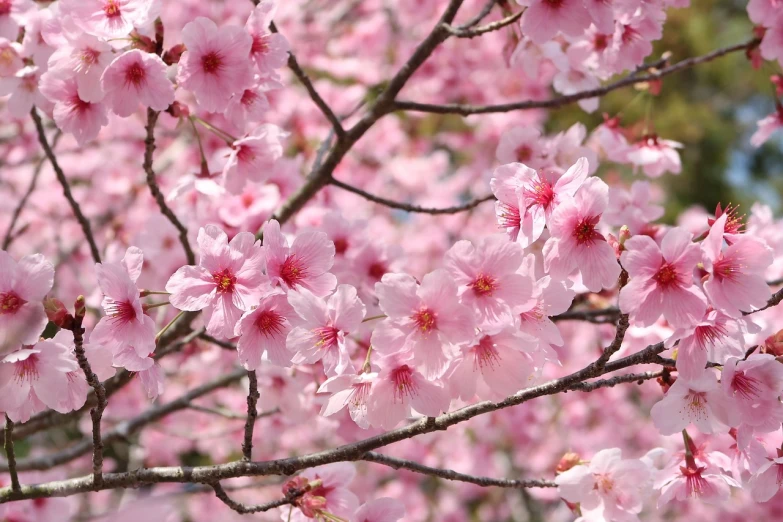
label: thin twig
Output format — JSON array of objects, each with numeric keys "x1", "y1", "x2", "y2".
[
  {"x1": 143, "y1": 109, "x2": 196, "y2": 265},
  {"x1": 391, "y1": 39, "x2": 760, "y2": 115},
  {"x1": 330, "y1": 178, "x2": 495, "y2": 214},
  {"x1": 211, "y1": 482, "x2": 304, "y2": 514},
  {"x1": 242, "y1": 371, "x2": 260, "y2": 461},
  {"x1": 69, "y1": 299, "x2": 108, "y2": 489},
  {"x1": 270, "y1": 21, "x2": 346, "y2": 140},
  {"x1": 566, "y1": 370, "x2": 665, "y2": 392},
  {"x1": 2, "y1": 131, "x2": 62, "y2": 249},
  {"x1": 551, "y1": 307, "x2": 621, "y2": 324},
  {"x1": 30, "y1": 108, "x2": 101, "y2": 263},
  {"x1": 458, "y1": 0, "x2": 496, "y2": 29},
  {"x1": 363, "y1": 452, "x2": 556, "y2": 488},
  {"x1": 446, "y1": 9, "x2": 523, "y2": 38},
  {"x1": 4, "y1": 416, "x2": 20, "y2": 492}
]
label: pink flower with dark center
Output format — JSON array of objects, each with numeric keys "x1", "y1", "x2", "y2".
[
  {"x1": 0, "y1": 37, "x2": 22, "y2": 77},
  {"x1": 0, "y1": 337, "x2": 80, "y2": 422},
  {"x1": 366, "y1": 353, "x2": 450, "y2": 429},
  {"x1": 626, "y1": 134, "x2": 683, "y2": 178},
  {"x1": 447, "y1": 327, "x2": 537, "y2": 401},
  {"x1": 38, "y1": 67, "x2": 108, "y2": 145},
  {"x1": 235, "y1": 290, "x2": 295, "y2": 369},
  {"x1": 100, "y1": 49, "x2": 174, "y2": 117},
  {"x1": 444, "y1": 235, "x2": 533, "y2": 323},
  {"x1": 489, "y1": 162, "x2": 524, "y2": 241},
  {"x1": 666, "y1": 310, "x2": 744, "y2": 380},
  {"x1": 721, "y1": 355, "x2": 783, "y2": 431},
  {"x1": 650, "y1": 372, "x2": 737, "y2": 435},
  {"x1": 286, "y1": 284, "x2": 365, "y2": 376},
  {"x1": 263, "y1": 219, "x2": 337, "y2": 297},
  {"x1": 543, "y1": 177, "x2": 621, "y2": 292},
  {"x1": 0, "y1": 66, "x2": 50, "y2": 119},
  {"x1": 59, "y1": 0, "x2": 159, "y2": 39},
  {"x1": 284, "y1": 463, "x2": 359, "y2": 522},
  {"x1": 0, "y1": 0, "x2": 32, "y2": 41},
  {"x1": 619, "y1": 227, "x2": 707, "y2": 328},
  {"x1": 224, "y1": 77, "x2": 279, "y2": 128},
  {"x1": 372, "y1": 270, "x2": 476, "y2": 379},
  {"x1": 749, "y1": 449, "x2": 783, "y2": 502},
  {"x1": 91, "y1": 246, "x2": 156, "y2": 358},
  {"x1": 702, "y1": 213, "x2": 773, "y2": 316},
  {"x1": 495, "y1": 126, "x2": 549, "y2": 168},
  {"x1": 244, "y1": 0, "x2": 289, "y2": 76},
  {"x1": 0, "y1": 250, "x2": 54, "y2": 355},
  {"x1": 317, "y1": 371, "x2": 376, "y2": 428},
  {"x1": 518, "y1": 0, "x2": 591, "y2": 44},
  {"x1": 656, "y1": 451, "x2": 740, "y2": 505},
  {"x1": 166, "y1": 226, "x2": 266, "y2": 339},
  {"x1": 176, "y1": 17, "x2": 254, "y2": 113},
  {"x1": 221, "y1": 123, "x2": 287, "y2": 194}
]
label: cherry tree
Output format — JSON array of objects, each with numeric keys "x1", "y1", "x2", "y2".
[{"x1": 2, "y1": 0, "x2": 783, "y2": 521}]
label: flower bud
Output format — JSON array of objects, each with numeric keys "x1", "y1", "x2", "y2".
[
  {"x1": 299, "y1": 495, "x2": 327, "y2": 518},
  {"x1": 74, "y1": 295, "x2": 86, "y2": 320},
  {"x1": 129, "y1": 31, "x2": 156, "y2": 53},
  {"x1": 556, "y1": 452, "x2": 581, "y2": 474},
  {"x1": 163, "y1": 43, "x2": 186, "y2": 66},
  {"x1": 166, "y1": 101, "x2": 190, "y2": 119},
  {"x1": 763, "y1": 329, "x2": 783, "y2": 357},
  {"x1": 43, "y1": 296, "x2": 72, "y2": 329}
]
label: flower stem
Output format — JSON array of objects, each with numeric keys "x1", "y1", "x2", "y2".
[{"x1": 155, "y1": 310, "x2": 185, "y2": 342}]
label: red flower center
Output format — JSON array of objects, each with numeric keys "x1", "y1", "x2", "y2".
[
  {"x1": 255, "y1": 309, "x2": 285, "y2": 337},
  {"x1": 0, "y1": 1, "x2": 12, "y2": 16},
  {"x1": 543, "y1": 0, "x2": 565, "y2": 8},
  {"x1": 731, "y1": 371, "x2": 762, "y2": 400},
  {"x1": 680, "y1": 465, "x2": 715, "y2": 498},
  {"x1": 103, "y1": 0, "x2": 122, "y2": 18},
  {"x1": 525, "y1": 178, "x2": 555, "y2": 209},
  {"x1": 212, "y1": 268, "x2": 237, "y2": 293},
  {"x1": 470, "y1": 274, "x2": 497, "y2": 296},
  {"x1": 314, "y1": 326, "x2": 340, "y2": 350},
  {"x1": 333, "y1": 237, "x2": 349, "y2": 255},
  {"x1": 572, "y1": 215, "x2": 602, "y2": 245},
  {"x1": 473, "y1": 336, "x2": 500, "y2": 370},
  {"x1": 240, "y1": 89, "x2": 259, "y2": 107},
  {"x1": 594, "y1": 33, "x2": 609, "y2": 51},
  {"x1": 654, "y1": 262, "x2": 679, "y2": 288},
  {"x1": 0, "y1": 291, "x2": 23, "y2": 315},
  {"x1": 516, "y1": 145, "x2": 532, "y2": 162},
  {"x1": 80, "y1": 48, "x2": 100, "y2": 66},
  {"x1": 497, "y1": 202, "x2": 521, "y2": 230},
  {"x1": 125, "y1": 62, "x2": 146, "y2": 86},
  {"x1": 367, "y1": 261, "x2": 387, "y2": 281},
  {"x1": 201, "y1": 51, "x2": 223, "y2": 74},
  {"x1": 712, "y1": 257, "x2": 739, "y2": 282},
  {"x1": 280, "y1": 255, "x2": 306, "y2": 287},
  {"x1": 391, "y1": 365, "x2": 416, "y2": 402},
  {"x1": 105, "y1": 299, "x2": 137, "y2": 323},
  {"x1": 412, "y1": 307, "x2": 437, "y2": 334},
  {"x1": 251, "y1": 35, "x2": 269, "y2": 55},
  {"x1": 15, "y1": 354, "x2": 39, "y2": 382}
]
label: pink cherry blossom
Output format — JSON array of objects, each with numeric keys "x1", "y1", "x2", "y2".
[
  {"x1": 0, "y1": 337, "x2": 80, "y2": 422},
  {"x1": 245, "y1": 0, "x2": 290, "y2": 76},
  {"x1": 702, "y1": 213, "x2": 773, "y2": 316},
  {"x1": 518, "y1": 0, "x2": 591, "y2": 44},
  {"x1": 603, "y1": 181, "x2": 664, "y2": 234},
  {"x1": 59, "y1": 0, "x2": 159, "y2": 39},
  {"x1": 372, "y1": 270, "x2": 475, "y2": 379},
  {"x1": 543, "y1": 177, "x2": 621, "y2": 292},
  {"x1": 650, "y1": 372, "x2": 737, "y2": 435},
  {"x1": 0, "y1": 0, "x2": 32, "y2": 41},
  {"x1": 366, "y1": 353, "x2": 450, "y2": 429},
  {"x1": 0, "y1": 66, "x2": 50, "y2": 119},
  {"x1": 626, "y1": 135, "x2": 683, "y2": 177},
  {"x1": 235, "y1": 289, "x2": 296, "y2": 369},
  {"x1": 221, "y1": 124, "x2": 287, "y2": 194},
  {"x1": 286, "y1": 284, "x2": 365, "y2": 376},
  {"x1": 555, "y1": 448, "x2": 651, "y2": 521},
  {"x1": 444, "y1": 235, "x2": 532, "y2": 323},
  {"x1": 318, "y1": 371, "x2": 376, "y2": 428},
  {"x1": 494, "y1": 126, "x2": 548, "y2": 168},
  {"x1": 491, "y1": 158, "x2": 590, "y2": 248},
  {"x1": 751, "y1": 106, "x2": 783, "y2": 147},
  {"x1": 0, "y1": 250, "x2": 54, "y2": 354},
  {"x1": 176, "y1": 17, "x2": 254, "y2": 113},
  {"x1": 351, "y1": 498, "x2": 405, "y2": 522},
  {"x1": 166, "y1": 226, "x2": 266, "y2": 339},
  {"x1": 656, "y1": 453, "x2": 740, "y2": 506},
  {"x1": 38, "y1": 67, "x2": 108, "y2": 145},
  {"x1": 223, "y1": 77, "x2": 279, "y2": 128},
  {"x1": 0, "y1": 37, "x2": 22, "y2": 77},
  {"x1": 721, "y1": 355, "x2": 783, "y2": 432},
  {"x1": 263, "y1": 219, "x2": 337, "y2": 297},
  {"x1": 447, "y1": 327, "x2": 537, "y2": 401},
  {"x1": 100, "y1": 50, "x2": 174, "y2": 117},
  {"x1": 287, "y1": 462, "x2": 359, "y2": 522},
  {"x1": 760, "y1": 13, "x2": 783, "y2": 67},
  {"x1": 619, "y1": 227, "x2": 707, "y2": 328},
  {"x1": 749, "y1": 449, "x2": 783, "y2": 503},
  {"x1": 666, "y1": 310, "x2": 744, "y2": 381},
  {"x1": 91, "y1": 246, "x2": 156, "y2": 357}
]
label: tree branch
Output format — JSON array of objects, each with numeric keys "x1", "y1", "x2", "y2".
[
  {"x1": 2, "y1": 131, "x2": 61, "y2": 249},
  {"x1": 30, "y1": 108, "x2": 102, "y2": 263},
  {"x1": 144, "y1": 109, "x2": 196, "y2": 265},
  {"x1": 551, "y1": 307, "x2": 621, "y2": 324},
  {"x1": 446, "y1": 8, "x2": 523, "y2": 38},
  {"x1": 566, "y1": 370, "x2": 665, "y2": 393},
  {"x1": 362, "y1": 452, "x2": 556, "y2": 489},
  {"x1": 3, "y1": 416, "x2": 20, "y2": 492},
  {"x1": 211, "y1": 482, "x2": 304, "y2": 515},
  {"x1": 241, "y1": 371, "x2": 260, "y2": 461},
  {"x1": 391, "y1": 39, "x2": 760, "y2": 115},
  {"x1": 270, "y1": 22, "x2": 346, "y2": 140},
  {"x1": 330, "y1": 178, "x2": 495, "y2": 214}
]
